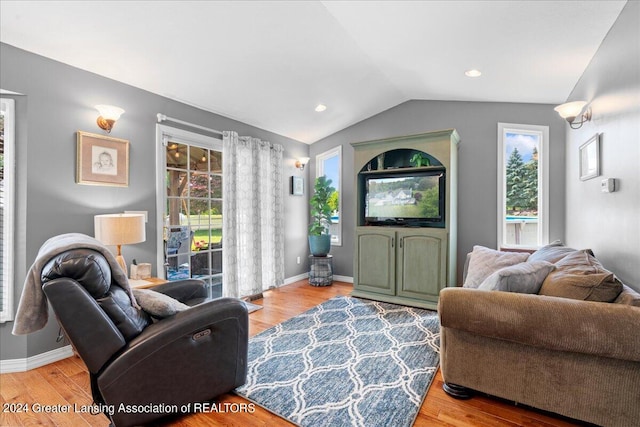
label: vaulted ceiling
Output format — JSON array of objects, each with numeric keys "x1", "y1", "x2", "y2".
[{"x1": 0, "y1": 1, "x2": 627, "y2": 143}]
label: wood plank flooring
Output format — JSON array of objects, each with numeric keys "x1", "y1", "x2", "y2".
[{"x1": 1, "y1": 280, "x2": 583, "y2": 427}]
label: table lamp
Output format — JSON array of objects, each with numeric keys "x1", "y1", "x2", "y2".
[{"x1": 94, "y1": 213, "x2": 146, "y2": 276}]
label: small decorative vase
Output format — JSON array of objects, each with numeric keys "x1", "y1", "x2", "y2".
[
  {"x1": 376, "y1": 153, "x2": 385, "y2": 170},
  {"x1": 309, "y1": 235, "x2": 331, "y2": 256}
]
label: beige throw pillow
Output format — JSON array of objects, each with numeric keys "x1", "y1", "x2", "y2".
[
  {"x1": 463, "y1": 246, "x2": 530, "y2": 288},
  {"x1": 539, "y1": 250, "x2": 623, "y2": 302},
  {"x1": 478, "y1": 261, "x2": 555, "y2": 294}
]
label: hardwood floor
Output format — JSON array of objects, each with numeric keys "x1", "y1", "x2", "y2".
[{"x1": 1, "y1": 280, "x2": 583, "y2": 427}]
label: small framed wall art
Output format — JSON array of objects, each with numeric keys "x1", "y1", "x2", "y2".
[
  {"x1": 579, "y1": 133, "x2": 600, "y2": 181},
  {"x1": 291, "y1": 176, "x2": 304, "y2": 196},
  {"x1": 77, "y1": 131, "x2": 129, "y2": 187}
]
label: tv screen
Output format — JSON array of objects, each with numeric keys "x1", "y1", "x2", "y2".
[{"x1": 365, "y1": 170, "x2": 445, "y2": 227}]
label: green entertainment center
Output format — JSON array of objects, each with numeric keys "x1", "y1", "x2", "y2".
[{"x1": 351, "y1": 129, "x2": 460, "y2": 310}]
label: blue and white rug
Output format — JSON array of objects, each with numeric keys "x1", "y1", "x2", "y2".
[{"x1": 234, "y1": 296, "x2": 440, "y2": 427}]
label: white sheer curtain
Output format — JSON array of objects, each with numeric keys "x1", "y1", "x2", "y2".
[{"x1": 222, "y1": 131, "x2": 285, "y2": 298}]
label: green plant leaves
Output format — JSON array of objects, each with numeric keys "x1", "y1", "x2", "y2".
[{"x1": 309, "y1": 175, "x2": 335, "y2": 235}]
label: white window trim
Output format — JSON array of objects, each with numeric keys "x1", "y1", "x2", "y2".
[
  {"x1": 316, "y1": 146, "x2": 342, "y2": 246},
  {"x1": 497, "y1": 123, "x2": 549, "y2": 249},
  {"x1": 1, "y1": 98, "x2": 16, "y2": 322},
  {"x1": 155, "y1": 124, "x2": 223, "y2": 279}
]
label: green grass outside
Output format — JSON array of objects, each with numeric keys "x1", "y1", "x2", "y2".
[
  {"x1": 178, "y1": 214, "x2": 222, "y2": 248},
  {"x1": 193, "y1": 228, "x2": 222, "y2": 245}
]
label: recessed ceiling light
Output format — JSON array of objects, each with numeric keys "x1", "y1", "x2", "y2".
[
  {"x1": 315, "y1": 104, "x2": 327, "y2": 112},
  {"x1": 465, "y1": 69, "x2": 482, "y2": 77}
]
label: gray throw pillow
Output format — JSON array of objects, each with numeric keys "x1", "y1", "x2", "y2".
[
  {"x1": 132, "y1": 288, "x2": 190, "y2": 318},
  {"x1": 478, "y1": 261, "x2": 555, "y2": 294},
  {"x1": 463, "y1": 246, "x2": 530, "y2": 288},
  {"x1": 528, "y1": 240, "x2": 594, "y2": 264}
]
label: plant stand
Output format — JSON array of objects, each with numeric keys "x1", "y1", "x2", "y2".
[{"x1": 308, "y1": 255, "x2": 333, "y2": 286}]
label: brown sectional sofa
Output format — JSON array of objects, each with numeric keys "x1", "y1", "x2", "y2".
[{"x1": 438, "y1": 243, "x2": 640, "y2": 427}]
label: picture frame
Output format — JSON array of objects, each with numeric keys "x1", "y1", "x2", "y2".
[
  {"x1": 77, "y1": 131, "x2": 129, "y2": 187},
  {"x1": 291, "y1": 176, "x2": 304, "y2": 196},
  {"x1": 579, "y1": 133, "x2": 600, "y2": 181}
]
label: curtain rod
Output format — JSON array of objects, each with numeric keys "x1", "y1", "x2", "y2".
[{"x1": 156, "y1": 113, "x2": 223, "y2": 136}]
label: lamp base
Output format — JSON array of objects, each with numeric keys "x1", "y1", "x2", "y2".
[{"x1": 116, "y1": 254, "x2": 128, "y2": 277}]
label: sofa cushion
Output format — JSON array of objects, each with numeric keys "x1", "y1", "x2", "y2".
[
  {"x1": 463, "y1": 245, "x2": 530, "y2": 288},
  {"x1": 528, "y1": 240, "x2": 594, "y2": 264},
  {"x1": 539, "y1": 250, "x2": 623, "y2": 302},
  {"x1": 133, "y1": 288, "x2": 190, "y2": 319},
  {"x1": 478, "y1": 261, "x2": 555, "y2": 294},
  {"x1": 614, "y1": 284, "x2": 640, "y2": 307}
]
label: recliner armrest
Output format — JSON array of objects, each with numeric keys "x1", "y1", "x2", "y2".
[
  {"x1": 150, "y1": 279, "x2": 207, "y2": 302},
  {"x1": 123, "y1": 297, "x2": 247, "y2": 351},
  {"x1": 438, "y1": 288, "x2": 640, "y2": 362}
]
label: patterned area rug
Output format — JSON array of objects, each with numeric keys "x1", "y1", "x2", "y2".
[{"x1": 234, "y1": 296, "x2": 440, "y2": 427}]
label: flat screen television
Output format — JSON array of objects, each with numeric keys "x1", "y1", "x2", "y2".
[{"x1": 364, "y1": 168, "x2": 445, "y2": 228}]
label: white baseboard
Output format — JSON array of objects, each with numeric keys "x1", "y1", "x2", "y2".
[
  {"x1": 334, "y1": 275, "x2": 354, "y2": 283},
  {"x1": 284, "y1": 272, "x2": 309, "y2": 285},
  {"x1": 0, "y1": 345, "x2": 74, "y2": 373}
]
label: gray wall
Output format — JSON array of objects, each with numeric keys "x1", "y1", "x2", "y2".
[
  {"x1": 309, "y1": 100, "x2": 567, "y2": 282},
  {"x1": 0, "y1": 43, "x2": 310, "y2": 360},
  {"x1": 564, "y1": 1, "x2": 640, "y2": 291}
]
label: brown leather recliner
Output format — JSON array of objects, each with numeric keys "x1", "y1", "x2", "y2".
[{"x1": 41, "y1": 248, "x2": 248, "y2": 427}]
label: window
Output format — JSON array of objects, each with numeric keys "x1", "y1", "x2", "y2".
[
  {"x1": 316, "y1": 146, "x2": 342, "y2": 245},
  {"x1": 156, "y1": 125, "x2": 223, "y2": 298},
  {"x1": 1, "y1": 98, "x2": 16, "y2": 322},
  {"x1": 497, "y1": 123, "x2": 549, "y2": 249}
]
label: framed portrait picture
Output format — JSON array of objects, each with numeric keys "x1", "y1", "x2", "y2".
[
  {"x1": 77, "y1": 131, "x2": 129, "y2": 186},
  {"x1": 291, "y1": 176, "x2": 304, "y2": 196},
  {"x1": 579, "y1": 133, "x2": 600, "y2": 181}
]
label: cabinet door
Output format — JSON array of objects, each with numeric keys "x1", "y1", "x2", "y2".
[
  {"x1": 354, "y1": 228, "x2": 396, "y2": 295},
  {"x1": 396, "y1": 229, "x2": 447, "y2": 300}
]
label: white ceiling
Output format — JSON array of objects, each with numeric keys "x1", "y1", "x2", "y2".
[{"x1": 0, "y1": 1, "x2": 627, "y2": 144}]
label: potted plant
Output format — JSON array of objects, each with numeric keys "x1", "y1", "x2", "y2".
[{"x1": 308, "y1": 175, "x2": 335, "y2": 256}]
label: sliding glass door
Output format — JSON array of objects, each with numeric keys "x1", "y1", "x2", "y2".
[{"x1": 157, "y1": 126, "x2": 223, "y2": 298}]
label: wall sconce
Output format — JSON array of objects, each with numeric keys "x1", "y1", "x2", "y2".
[
  {"x1": 295, "y1": 157, "x2": 310, "y2": 171},
  {"x1": 554, "y1": 101, "x2": 591, "y2": 129},
  {"x1": 95, "y1": 104, "x2": 125, "y2": 133}
]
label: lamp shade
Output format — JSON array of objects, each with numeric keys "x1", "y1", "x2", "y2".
[
  {"x1": 554, "y1": 101, "x2": 587, "y2": 120},
  {"x1": 94, "y1": 213, "x2": 146, "y2": 246}
]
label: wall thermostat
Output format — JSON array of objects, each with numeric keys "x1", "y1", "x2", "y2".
[{"x1": 601, "y1": 178, "x2": 616, "y2": 193}]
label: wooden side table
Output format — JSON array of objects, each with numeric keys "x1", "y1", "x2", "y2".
[{"x1": 129, "y1": 277, "x2": 168, "y2": 289}]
